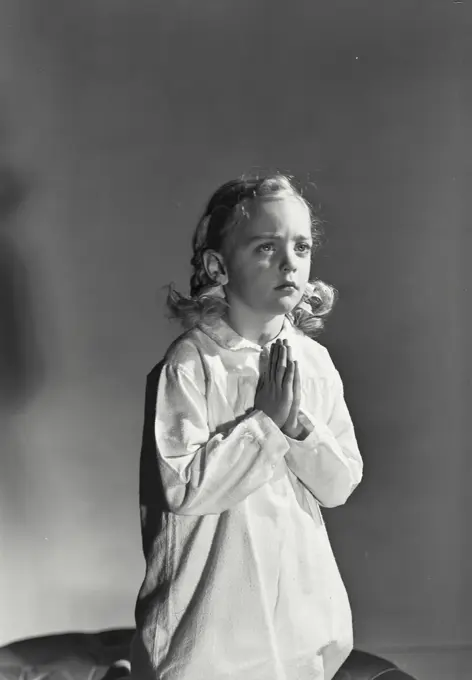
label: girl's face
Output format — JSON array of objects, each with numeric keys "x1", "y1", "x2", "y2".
[{"x1": 223, "y1": 196, "x2": 313, "y2": 317}]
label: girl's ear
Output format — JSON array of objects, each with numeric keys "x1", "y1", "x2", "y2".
[{"x1": 202, "y1": 250, "x2": 229, "y2": 286}]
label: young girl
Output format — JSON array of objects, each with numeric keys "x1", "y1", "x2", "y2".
[{"x1": 130, "y1": 174, "x2": 363, "y2": 680}]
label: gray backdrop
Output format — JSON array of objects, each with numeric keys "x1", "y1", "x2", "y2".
[{"x1": 0, "y1": 0, "x2": 470, "y2": 659}]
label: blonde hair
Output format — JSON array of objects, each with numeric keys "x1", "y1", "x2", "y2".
[{"x1": 165, "y1": 173, "x2": 337, "y2": 338}]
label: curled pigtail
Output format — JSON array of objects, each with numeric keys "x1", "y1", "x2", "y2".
[
  {"x1": 165, "y1": 280, "x2": 229, "y2": 330},
  {"x1": 189, "y1": 216, "x2": 212, "y2": 296},
  {"x1": 289, "y1": 279, "x2": 338, "y2": 338}
]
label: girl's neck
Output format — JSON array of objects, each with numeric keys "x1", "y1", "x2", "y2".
[{"x1": 224, "y1": 304, "x2": 285, "y2": 347}]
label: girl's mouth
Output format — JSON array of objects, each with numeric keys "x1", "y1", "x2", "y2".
[{"x1": 275, "y1": 283, "x2": 298, "y2": 291}]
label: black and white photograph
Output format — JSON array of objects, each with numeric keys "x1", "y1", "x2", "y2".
[{"x1": 0, "y1": 2, "x2": 470, "y2": 679}]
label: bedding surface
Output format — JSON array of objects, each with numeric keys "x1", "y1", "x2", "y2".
[{"x1": 0, "y1": 629, "x2": 415, "y2": 680}]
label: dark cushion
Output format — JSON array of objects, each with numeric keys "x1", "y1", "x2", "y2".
[
  {"x1": 0, "y1": 629, "x2": 134, "y2": 680},
  {"x1": 0, "y1": 629, "x2": 417, "y2": 680},
  {"x1": 334, "y1": 649, "x2": 416, "y2": 679}
]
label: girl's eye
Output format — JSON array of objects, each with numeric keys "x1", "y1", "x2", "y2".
[
  {"x1": 257, "y1": 242, "x2": 312, "y2": 254},
  {"x1": 258, "y1": 243, "x2": 275, "y2": 253},
  {"x1": 296, "y1": 243, "x2": 312, "y2": 253}
]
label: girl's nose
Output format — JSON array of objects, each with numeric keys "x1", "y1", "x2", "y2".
[{"x1": 281, "y1": 252, "x2": 297, "y2": 272}]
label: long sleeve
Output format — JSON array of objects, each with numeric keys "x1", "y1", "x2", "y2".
[
  {"x1": 154, "y1": 362, "x2": 290, "y2": 516},
  {"x1": 284, "y1": 363, "x2": 363, "y2": 508}
]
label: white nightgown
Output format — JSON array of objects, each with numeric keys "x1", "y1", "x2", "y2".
[{"x1": 131, "y1": 315, "x2": 363, "y2": 680}]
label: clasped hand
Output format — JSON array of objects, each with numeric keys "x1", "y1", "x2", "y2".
[{"x1": 254, "y1": 338, "x2": 303, "y2": 439}]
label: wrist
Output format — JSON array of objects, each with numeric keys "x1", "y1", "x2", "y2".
[{"x1": 281, "y1": 421, "x2": 306, "y2": 440}]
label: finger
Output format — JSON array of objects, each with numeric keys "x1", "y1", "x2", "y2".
[
  {"x1": 259, "y1": 347, "x2": 269, "y2": 376},
  {"x1": 284, "y1": 341, "x2": 294, "y2": 382},
  {"x1": 285, "y1": 342, "x2": 293, "y2": 365},
  {"x1": 282, "y1": 357, "x2": 295, "y2": 391},
  {"x1": 276, "y1": 344, "x2": 288, "y2": 388},
  {"x1": 292, "y1": 360, "x2": 301, "y2": 409},
  {"x1": 282, "y1": 362, "x2": 299, "y2": 430},
  {"x1": 268, "y1": 341, "x2": 275, "y2": 382},
  {"x1": 270, "y1": 340, "x2": 280, "y2": 383}
]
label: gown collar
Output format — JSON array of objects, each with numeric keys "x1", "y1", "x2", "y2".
[{"x1": 197, "y1": 315, "x2": 295, "y2": 352}]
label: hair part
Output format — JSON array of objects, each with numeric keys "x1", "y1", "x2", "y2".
[{"x1": 165, "y1": 172, "x2": 337, "y2": 339}]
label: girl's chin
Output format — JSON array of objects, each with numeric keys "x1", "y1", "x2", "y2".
[
  {"x1": 266, "y1": 298, "x2": 299, "y2": 314},
  {"x1": 242, "y1": 294, "x2": 301, "y2": 316}
]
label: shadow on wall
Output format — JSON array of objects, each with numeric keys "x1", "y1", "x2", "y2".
[
  {"x1": 0, "y1": 164, "x2": 44, "y2": 411},
  {"x1": 0, "y1": 161, "x2": 46, "y2": 532}
]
